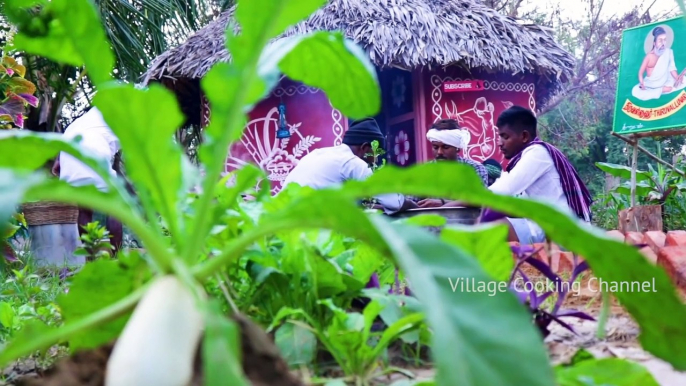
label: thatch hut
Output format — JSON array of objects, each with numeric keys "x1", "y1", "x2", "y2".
[{"x1": 142, "y1": 0, "x2": 575, "y2": 193}]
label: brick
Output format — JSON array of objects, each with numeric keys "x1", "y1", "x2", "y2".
[
  {"x1": 606, "y1": 230, "x2": 624, "y2": 241},
  {"x1": 557, "y1": 252, "x2": 575, "y2": 274},
  {"x1": 531, "y1": 243, "x2": 549, "y2": 265},
  {"x1": 548, "y1": 251, "x2": 576, "y2": 275},
  {"x1": 640, "y1": 246, "x2": 658, "y2": 264},
  {"x1": 643, "y1": 231, "x2": 666, "y2": 254},
  {"x1": 624, "y1": 231, "x2": 644, "y2": 245},
  {"x1": 657, "y1": 246, "x2": 686, "y2": 292},
  {"x1": 666, "y1": 231, "x2": 686, "y2": 247}
]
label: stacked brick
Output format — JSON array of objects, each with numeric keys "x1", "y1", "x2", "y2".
[{"x1": 509, "y1": 230, "x2": 686, "y2": 293}]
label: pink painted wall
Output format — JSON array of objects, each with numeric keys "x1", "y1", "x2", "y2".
[
  {"x1": 417, "y1": 67, "x2": 537, "y2": 170},
  {"x1": 203, "y1": 68, "x2": 539, "y2": 193},
  {"x1": 210, "y1": 78, "x2": 346, "y2": 194}
]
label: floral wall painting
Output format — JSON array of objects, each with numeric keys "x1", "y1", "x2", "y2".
[
  {"x1": 387, "y1": 119, "x2": 416, "y2": 167},
  {"x1": 394, "y1": 130, "x2": 411, "y2": 166}
]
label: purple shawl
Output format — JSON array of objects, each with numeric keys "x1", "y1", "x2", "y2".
[{"x1": 482, "y1": 138, "x2": 592, "y2": 222}]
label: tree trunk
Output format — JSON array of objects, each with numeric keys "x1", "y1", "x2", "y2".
[{"x1": 618, "y1": 205, "x2": 663, "y2": 233}]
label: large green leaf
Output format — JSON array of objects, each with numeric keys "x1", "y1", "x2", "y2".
[
  {"x1": 278, "y1": 32, "x2": 381, "y2": 119},
  {"x1": 259, "y1": 188, "x2": 390, "y2": 256},
  {"x1": 596, "y1": 162, "x2": 651, "y2": 182},
  {"x1": 613, "y1": 181, "x2": 653, "y2": 198},
  {"x1": 440, "y1": 223, "x2": 514, "y2": 282},
  {"x1": 201, "y1": 0, "x2": 327, "y2": 142},
  {"x1": 7, "y1": 0, "x2": 114, "y2": 86},
  {"x1": 0, "y1": 319, "x2": 55, "y2": 366},
  {"x1": 229, "y1": 0, "x2": 327, "y2": 66},
  {"x1": 56, "y1": 258, "x2": 150, "y2": 351},
  {"x1": 0, "y1": 130, "x2": 129, "y2": 199},
  {"x1": 93, "y1": 83, "x2": 186, "y2": 244},
  {"x1": 275, "y1": 321, "x2": 317, "y2": 367},
  {"x1": 338, "y1": 162, "x2": 686, "y2": 370},
  {"x1": 369, "y1": 216, "x2": 554, "y2": 386},
  {"x1": 555, "y1": 358, "x2": 659, "y2": 386}
]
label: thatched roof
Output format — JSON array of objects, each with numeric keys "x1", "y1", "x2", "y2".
[
  {"x1": 142, "y1": 0, "x2": 576, "y2": 124},
  {"x1": 144, "y1": 0, "x2": 574, "y2": 81}
]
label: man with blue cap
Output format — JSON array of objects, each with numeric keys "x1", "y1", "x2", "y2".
[{"x1": 283, "y1": 117, "x2": 417, "y2": 214}]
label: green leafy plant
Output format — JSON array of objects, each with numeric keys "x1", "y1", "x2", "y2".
[
  {"x1": 361, "y1": 139, "x2": 388, "y2": 210},
  {"x1": 272, "y1": 299, "x2": 424, "y2": 385},
  {"x1": 74, "y1": 221, "x2": 114, "y2": 262},
  {"x1": 2, "y1": 212, "x2": 26, "y2": 264},
  {"x1": 0, "y1": 0, "x2": 684, "y2": 385},
  {"x1": 596, "y1": 159, "x2": 686, "y2": 206},
  {"x1": 368, "y1": 139, "x2": 386, "y2": 172}
]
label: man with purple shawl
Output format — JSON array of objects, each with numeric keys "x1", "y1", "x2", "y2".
[{"x1": 480, "y1": 106, "x2": 592, "y2": 243}]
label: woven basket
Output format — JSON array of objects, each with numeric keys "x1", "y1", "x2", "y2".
[{"x1": 21, "y1": 201, "x2": 79, "y2": 226}]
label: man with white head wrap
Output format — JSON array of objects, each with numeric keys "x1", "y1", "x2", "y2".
[{"x1": 415, "y1": 119, "x2": 489, "y2": 208}]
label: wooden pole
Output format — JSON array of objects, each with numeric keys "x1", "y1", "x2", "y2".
[
  {"x1": 631, "y1": 138, "x2": 638, "y2": 208},
  {"x1": 611, "y1": 132, "x2": 686, "y2": 177}
]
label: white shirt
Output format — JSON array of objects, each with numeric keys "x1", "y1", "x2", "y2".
[
  {"x1": 59, "y1": 108, "x2": 120, "y2": 192},
  {"x1": 282, "y1": 145, "x2": 405, "y2": 213},
  {"x1": 489, "y1": 144, "x2": 573, "y2": 236}
]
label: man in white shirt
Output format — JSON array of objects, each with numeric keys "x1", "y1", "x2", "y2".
[
  {"x1": 51, "y1": 107, "x2": 124, "y2": 254},
  {"x1": 282, "y1": 118, "x2": 417, "y2": 214},
  {"x1": 481, "y1": 106, "x2": 592, "y2": 243},
  {"x1": 414, "y1": 119, "x2": 489, "y2": 207}
]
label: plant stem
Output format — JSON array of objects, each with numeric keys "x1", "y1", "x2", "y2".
[
  {"x1": 0, "y1": 282, "x2": 149, "y2": 366},
  {"x1": 596, "y1": 291, "x2": 610, "y2": 339},
  {"x1": 215, "y1": 273, "x2": 239, "y2": 314},
  {"x1": 181, "y1": 2, "x2": 289, "y2": 264}
]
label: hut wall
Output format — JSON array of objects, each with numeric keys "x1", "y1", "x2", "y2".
[
  {"x1": 206, "y1": 78, "x2": 347, "y2": 194},
  {"x1": 203, "y1": 67, "x2": 539, "y2": 194},
  {"x1": 377, "y1": 68, "x2": 419, "y2": 168},
  {"x1": 417, "y1": 67, "x2": 538, "y2": 169}
]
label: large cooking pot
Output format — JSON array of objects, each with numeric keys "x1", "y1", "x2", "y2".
[{"x1": 388, "y1": 206, "x2": 483, "y2": 233}]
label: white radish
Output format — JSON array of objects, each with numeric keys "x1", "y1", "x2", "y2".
[{"x1": 105, "y1": 275, "x2": 206, "y2": 386}]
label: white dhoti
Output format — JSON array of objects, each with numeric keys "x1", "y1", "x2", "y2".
[{"x1": 632, "y1": 48, "x2": 686, "y2": 101}]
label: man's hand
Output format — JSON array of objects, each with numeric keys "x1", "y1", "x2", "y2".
[
  {"x1": 676, "y1": 70, "x2": 686, "y2": 87},
  {"x1": 417, "y1": 198, "x2": 444, "y2": 208},
  {"x1": 442, "y1": 200, "x2": 466, "y2": 207},
  {"x1": 51, "y1": 159, "x2": 60, "y2": 177}
]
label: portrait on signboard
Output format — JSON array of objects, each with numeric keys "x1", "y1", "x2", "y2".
[
  {"x1": 631, "y1": 25, "x2": 686, "y2": 101},
  {"x1": 614, "y1": 18, "x2": 686, "y2": 135}
]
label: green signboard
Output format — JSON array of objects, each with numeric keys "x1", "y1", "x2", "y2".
[{"x1": 613, "y1": 16, "x2": 686, "y2": 135}]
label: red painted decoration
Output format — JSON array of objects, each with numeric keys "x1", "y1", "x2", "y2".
[
  {"x1": 210, "y1": 78, "x2": 346, "y2": 194},
  {"x1": 201, "y1": 66, "x2": 541, "y2": 195},
  {"x1": 421, "y1": 67, "x2": 537, "y2": 169}
]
